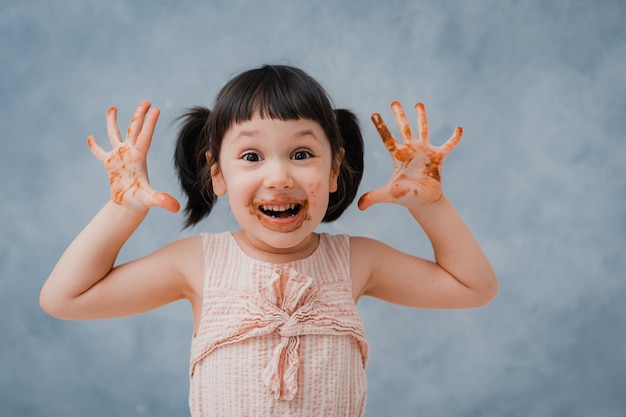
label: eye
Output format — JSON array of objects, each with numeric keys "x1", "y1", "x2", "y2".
[
  {"x1": 241, "y1": 152, "x2": 262, "y2": 162},
  {"x1": 291, "y1": 150, "x2": 313, "y2": 161}
]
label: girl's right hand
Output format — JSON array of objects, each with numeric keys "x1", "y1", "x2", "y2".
[{"x1": 87, "y1": 100, "x2": 180, "y2": 213}]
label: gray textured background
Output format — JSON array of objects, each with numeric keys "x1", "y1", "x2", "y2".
[{"x1": 2, "y1": 1, "x2": 625, "y2": 416}]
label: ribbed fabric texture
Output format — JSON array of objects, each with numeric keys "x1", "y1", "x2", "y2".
[{"x1": 189, "y1": 232, "x2": 369, "y2": 417}]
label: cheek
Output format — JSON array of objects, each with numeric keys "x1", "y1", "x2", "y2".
[
  {"x1": 307, "y1": 182, "x2": 324, "y2": 208},
  {"x1": 309, "y1": 181, "x2": 322, "y2": 195}
]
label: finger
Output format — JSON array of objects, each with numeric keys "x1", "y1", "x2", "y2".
[
  {"x1": 357, "y1": 191, "x2": 375, "y2": 211},
  {"x1": 439, "y1": 126, "x2": 463, "y2": 156},
  {"x1": 87, "y1": 135, "x2": 108, "y2": 162},
  {"x1": 371, "y1": 113, "x2": 397, "y2": 154},
  {"x1": 141, "y1": 189, "x2": 180, "y2": 213},
  {"x1": 357, "y1": 187, "x2": 393, "y2": 211},
  {"x1": 135, "y1": 107, "x2": 160, "y2": 154},
  {"x1": 106, "y1": 107, "x2": 123, "y2": 147},
  {"x1": 155, "y1": 192, "x2": 181, "y2": 213},
  {"x1": 125, "y1": 100, "x2": 152, "y2": 145},
  {"x1": 415, "y1": 103, "x2": 430, "y2": 144},
  {"x1": 390, "y1": 101, "x2": 413, "y2": 144}
]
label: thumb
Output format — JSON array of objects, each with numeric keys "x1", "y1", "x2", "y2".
[
  {"x1": 357, "y1": 188, "x2": 390, "y2": 211},
  {"x1": 155, "y1": 192, "x2": 181, "y2": 213},
  {"x1": 139, "y1": 189, "x2": 181, "y2": 213}
]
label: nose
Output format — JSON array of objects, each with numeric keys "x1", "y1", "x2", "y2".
[{"x1": 263, "y1": 159, "x2": 294, "y2": 189}]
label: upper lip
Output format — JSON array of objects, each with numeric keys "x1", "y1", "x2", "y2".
[{"x1": 254, "y1": 195, "x2": 306, "y2": 208}]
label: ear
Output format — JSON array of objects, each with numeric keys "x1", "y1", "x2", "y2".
[
  {"x1": 329, "y1": 147, "x2": 344, "y2": 193},
  {"x1": 207, "y1": 151, "x2": 227, "y2": 196}
]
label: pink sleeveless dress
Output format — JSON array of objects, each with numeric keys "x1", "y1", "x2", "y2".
[{"x1": 189, "y1": 232, "x2": 369, "y2": 416}]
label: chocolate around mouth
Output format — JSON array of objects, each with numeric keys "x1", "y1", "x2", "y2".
[{"x1": 259, "y1": 203, "x2": 303, "y2": 219}]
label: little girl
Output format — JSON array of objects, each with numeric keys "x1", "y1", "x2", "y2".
[{"x1": 40, "y1": 65, "x2": 497, "y2": 416}]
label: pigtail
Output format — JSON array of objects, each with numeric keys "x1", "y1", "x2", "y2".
[
  {"x1": 173, "y1": 106, "x2": 215, "y2": 228},
  {"x1": 324, "y1": 109, "x2": 364, "y2": 222}
]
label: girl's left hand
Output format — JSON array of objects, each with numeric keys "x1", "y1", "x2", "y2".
[{"x1": 358, "y1": 101, "x2": 462, "y2": 210}]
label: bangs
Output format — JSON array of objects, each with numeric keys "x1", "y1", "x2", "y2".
[{"x1": 212, "y1": 65, "x2": 336, "y2": 138}]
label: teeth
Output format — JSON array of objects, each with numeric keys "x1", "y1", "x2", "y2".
[{"x1": 260, "y1": 203, "x2": 297, "y2": 212}]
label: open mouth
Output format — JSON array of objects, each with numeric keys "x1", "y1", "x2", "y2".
[{"x1": 259, "y1": 203, "x2": 303, "y2": 219}]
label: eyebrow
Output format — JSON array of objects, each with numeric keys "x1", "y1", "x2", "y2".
[
  {"x1": 293, "y1": 129, "x2": 317, "y2": 139},
  {"x1": 233, "y1": 128, "x2": 321, "y2": 142},
  {"x1": 232, "y1": 130, "x2": 259, "y2": 140}
]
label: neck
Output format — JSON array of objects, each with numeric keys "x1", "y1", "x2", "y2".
[{"x1": 231, "y1": 230, "x2": 320, "y2": 263}]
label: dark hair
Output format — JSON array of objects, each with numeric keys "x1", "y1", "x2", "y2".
[{"x1": 174, "y1": 65, "x2": 364, "y2": 228}]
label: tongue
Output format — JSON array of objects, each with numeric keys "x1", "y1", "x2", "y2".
[{"x1": 278, "y1": 209, "x2": 297, "y2": 218}]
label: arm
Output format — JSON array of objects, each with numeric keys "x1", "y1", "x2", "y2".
[
  {"x1": 39, "y1": 101, "x2": 198, "y2": 320},
  {"x1": 352, "y1": 102, "x2": 497, "y2": 309}
]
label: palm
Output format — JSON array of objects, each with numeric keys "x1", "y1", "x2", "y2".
[
  {"x1": 87, "y1": 101, "x2": 180, "y2": 213},
  {"x1": 358, "y1": 101, "x2": 462, "y2": 210}
]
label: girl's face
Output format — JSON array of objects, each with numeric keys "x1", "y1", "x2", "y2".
[{"x1": 211, "y1": 114, "x2": 340, "y2": 257}]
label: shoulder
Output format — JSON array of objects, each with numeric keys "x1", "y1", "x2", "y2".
[
  {"x1": 154, "y1": 235, "x2": 205, "y2": 303},
  {"x1": 171, "y1": 233, "x2": 237, "y2": 272},
  {"x1": 147, "y1": 236, "x2": 204, "y2": 278},
  {"x1": 349, "y1": 235, "x2": 391, "y2": 261},
  {"x1": 162, "y1": 234, "x2": 204, "y2": 256},
  {"x1": 349, "y1": 235, "x2": 393, "y2": 267},
  {"x1": 348, "y1": 235, "x2": 391, "y2": 301}
]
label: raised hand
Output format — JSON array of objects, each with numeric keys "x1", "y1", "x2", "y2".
[
  {"x1": 87, "y1": 100, "x2": 180, "y2": 213},
  {"x1": 358, "y1": 101, "x2": 462, "y2": 211}
]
